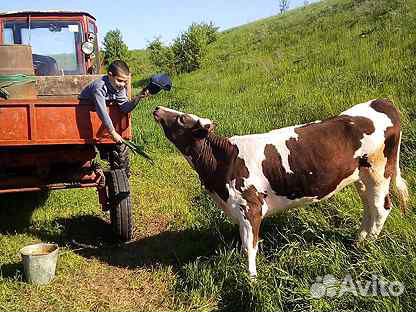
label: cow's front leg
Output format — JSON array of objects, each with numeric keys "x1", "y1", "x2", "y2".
[
  {"x1": 239, "y1": 218, "x2": 258, "y2": 277},
  {"x1": 238, "y1": 185, "x2": 264, "y2": 277}
]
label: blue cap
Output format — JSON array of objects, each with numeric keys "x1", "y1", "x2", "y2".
[{"x1": 147, "y1": 73, "x2": 172, "y2": 94}]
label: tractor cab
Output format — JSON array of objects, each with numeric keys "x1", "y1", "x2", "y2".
[{"x1": 0, "y1": 11, "x2": 99, "y2": 76}]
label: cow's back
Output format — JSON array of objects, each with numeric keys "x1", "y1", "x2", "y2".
[{"x1": 228, "y1": 99, "x2": 398, "y2": 213}]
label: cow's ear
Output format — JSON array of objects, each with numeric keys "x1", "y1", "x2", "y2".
[{"x1": 192, "y1": 127, "x2": 209, "y2": 139}]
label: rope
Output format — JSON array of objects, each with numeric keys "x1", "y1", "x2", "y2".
[{"x1": 0, "y1": 74, "x2": 37, "y2": 99}]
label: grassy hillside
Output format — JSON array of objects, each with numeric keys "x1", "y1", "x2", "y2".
[{"x1": 1, "y1": 0, "x2": 416, "y2": 311}]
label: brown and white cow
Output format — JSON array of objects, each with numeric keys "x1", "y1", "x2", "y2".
[{"x1": 153, "y1": 99, "x2": 409, "y2": 277}]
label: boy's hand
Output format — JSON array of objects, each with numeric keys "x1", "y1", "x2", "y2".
[
  {"x1": 109, "y1": 129, "x2": 124, "y2": 143},
  {"x1": 138, "y1": 88, "x2": 151, "y2": 99}
]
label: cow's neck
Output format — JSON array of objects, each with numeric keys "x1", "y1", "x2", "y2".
[{"x1": 189, "y1": 132, "x2": 237, "y2": 197}]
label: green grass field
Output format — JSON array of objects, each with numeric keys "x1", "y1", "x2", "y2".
[{"x1": 1, "y1": 0, "x2": 416, "y2": 311}]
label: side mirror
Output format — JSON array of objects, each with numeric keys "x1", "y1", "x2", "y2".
[{"x1": 145, "y1": 73, "x2": 172, "y2": 95}]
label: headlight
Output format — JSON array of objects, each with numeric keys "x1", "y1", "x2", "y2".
[{"x1": 81, "y1": 41, "x2": 94, "y2": 55}]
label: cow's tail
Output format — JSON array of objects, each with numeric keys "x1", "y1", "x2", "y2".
[{"x1": 393, "y1": 131, "x2": 409, "y2": 215}]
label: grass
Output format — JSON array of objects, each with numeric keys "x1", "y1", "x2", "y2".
[{"x1": 1, "y1": 0, "x2": 416, "y2": 310}]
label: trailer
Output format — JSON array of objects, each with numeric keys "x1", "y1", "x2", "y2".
[{"x1": 0, "y1": 11, "x2": 133, "y2": 241}]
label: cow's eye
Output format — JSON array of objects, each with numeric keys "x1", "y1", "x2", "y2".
[
  {"x1": 176, "y1": 115, "x2": 184, "y2": 126},
  {"x1": 178, "y1": 114, "x2": 191, "y2": 126}
]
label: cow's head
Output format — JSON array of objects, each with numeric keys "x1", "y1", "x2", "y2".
[{"x1": 153, "y1": 106, "x2": 215, "y2": 155}]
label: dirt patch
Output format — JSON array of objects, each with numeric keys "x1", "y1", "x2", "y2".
[
  {"x1": 52, "y1": 261, "x2": 176, "y2": 311},
  {"x1": 133, "y1": 210, "x2": 172, "y2": 240}
]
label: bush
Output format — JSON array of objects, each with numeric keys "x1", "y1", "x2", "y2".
[
  {"x1": 102, "y1": 29, "x2": 129, "y2": 70},
  {"x1": 147, "y1": 22, "x2": 219, "y2": 75},
  {"x1": 147, "y1": 37, "x2": 176, "y2": 74}
]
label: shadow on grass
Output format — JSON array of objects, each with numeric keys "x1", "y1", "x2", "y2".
[
  {"x1": 0, "y1": 191, "x2": 49, "y2": 234},
  {"x1": 77, "y1": 227, "x2": 228, "y2": 269},
  {"x1": 29, "y1": 214, "x2": 236, "y2": 272},
  {"x1": 30, "y1": 205, "x2": 357, "y2": 274},
  {"x1": 0, "y1": 262, "x2": 24, "y2": 280},
  {"x1": 1, "y1": 190, "x2": 358, "y2": 279}
]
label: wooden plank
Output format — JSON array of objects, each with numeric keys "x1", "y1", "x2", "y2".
[{"x1": 35, "y1": 74, "x2": 103, "y2": 97}]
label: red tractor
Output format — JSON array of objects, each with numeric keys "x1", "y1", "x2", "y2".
[{"x1": 0, "y1": 11, "x2": 133, "y2": 241}]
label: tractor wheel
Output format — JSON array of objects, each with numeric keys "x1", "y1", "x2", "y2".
[
  {"x1": 107, "y1": 169, "x2": 132, "y2": 241},
  {"x1": 109, "y1": 144, "x2": 131, "y2": 178}
]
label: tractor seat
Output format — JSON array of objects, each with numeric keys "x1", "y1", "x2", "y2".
[{"x1": 33, "y1": 54, "x2": 59, "y2": 76}]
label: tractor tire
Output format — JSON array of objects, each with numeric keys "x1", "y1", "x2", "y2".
[
  {"x1": 109, "y1": 144, "x2": 131, "y2": 178},
  {"x1": 107, "y1": 169, "x2": 132, "y2": 241}
]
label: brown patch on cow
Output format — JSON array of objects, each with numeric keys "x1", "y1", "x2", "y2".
[
  {"x1": 241, "y1": 185, "x2": 265, "y2": 248},
  {"x1": 231, "y1": 157, "x2": 250, "y2": 191},
  {"x1": 262, "y1": 115, "x2": 375, "y2": 199},
  {"x1": 384, "y1": 194, "x2": 392, "y2": 210},
  {"x1": 370, "y1": 99, "x2": 401, "y2": 179},
  {"x1": 191, "y1": 133, "x2": 249, "y2": 202}
]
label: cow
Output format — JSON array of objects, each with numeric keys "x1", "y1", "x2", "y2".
[{"x1": 153, "y1": 99, "x2": 409, "y2": 277}]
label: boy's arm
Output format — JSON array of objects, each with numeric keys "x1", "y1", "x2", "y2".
[
  {"x1": 93, "y1": 90, "x2": 123, "y2": 143},
  {"x1": 118, "y1": 88, "x2": 151, "y2": 113}
]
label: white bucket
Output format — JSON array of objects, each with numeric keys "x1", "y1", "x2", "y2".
[{"x1": 20, "y1": 243, "x2": 59, "y2": 285}]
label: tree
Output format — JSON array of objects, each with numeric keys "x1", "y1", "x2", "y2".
[
  {"x1": 147, "y1": 37, "x2": 175, "y2": 74},
  {"x1": 278, "y1": 0, "x2": 290, "y2": 13},
  {"x1": 172, "y1": 22, "x2": 219, "y2": 73},
  {"x1": 147, "y1": 22, "x2": 219, "y2": 75},
  {"x1": 102, "y1": 29, "x2": 129, "y2": 69}
]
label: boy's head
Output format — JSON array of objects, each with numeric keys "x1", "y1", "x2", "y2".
[{"x1": 108, "y1": 60, "x2": 130, "y2": 91}]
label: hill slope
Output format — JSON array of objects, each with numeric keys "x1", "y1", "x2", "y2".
[{"x1": 1, "y1": 0, "x2": 415, "y2": 311}]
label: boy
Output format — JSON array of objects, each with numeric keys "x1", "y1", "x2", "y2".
[{"x1": 79, "y1": 60, "x2": 150, "y2": 143}]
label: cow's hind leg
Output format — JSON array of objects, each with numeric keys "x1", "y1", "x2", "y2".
[
  {"x1": 358, "y1": 165, "x2": 392, "y2": 240},
  {"x1": 355, "y1": 180, "x2": 372, "y2": 241}
]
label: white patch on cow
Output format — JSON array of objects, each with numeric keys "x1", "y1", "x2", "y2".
[
  {"x1": 263, "y1": 194, "x2": 318, "y2": 217},
  {"x1": 199, "y1": 117, "x2": 213, "y2": 127},
  {"x1": 157, "y1": 107, "x2": 214, "y2": 128},
  {"x1": 188, "y1": 114, "x2": 213, "y2": 127},
  {"x1": 157, "y1": 106, "x2": 182, "y2": 114},
  {"x1": 307, "y1": 120, "x2": 322, "y2": 125},
  {"x1": 210, "y1": 180, "x2": 248, "y2": 224},
  {"x1": 225, "y1": 125, "x2": 305, "y2": 217},
  {"x1": 269, "y1": 127, "x2": 299, "y2": 174},
  {"x1": 229, "y1": 125, "x2": 299, "y2": 183},
  {"x1": 341, "y1": 100, "x2": 393, "y2": 158}
]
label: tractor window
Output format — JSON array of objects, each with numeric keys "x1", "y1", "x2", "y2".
[
  {"x1": 88, "y1": 21, "x2": 96, "y2": 33},
  {"x1": 3, "y1": 20, "x2": 84, "y2": 76},
  {"x1": 3, "y1": 28, "x2": 14, "y2": 44}
]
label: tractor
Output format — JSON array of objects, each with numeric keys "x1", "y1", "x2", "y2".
[{"x1": 0, "y1": 11, "x2": 134, "y2": 241}]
